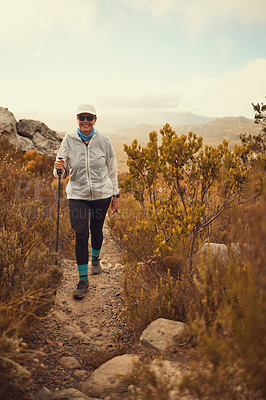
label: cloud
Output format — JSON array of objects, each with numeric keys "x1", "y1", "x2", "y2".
[
  {"x1": 6, "y1": 58, "x2": 266, "y2": 133},
  {"x1": 119, "y1": 0, "x2": 266, "y2": 35},
  {"x1": 182, "y1": 58, "x2": 266, "y2": 117},
  {"x1": 2, "y1": 0, "x2": 265, "y2": 46},
  {"x1": 0, "y1": 0, "x2": 98, "y2": 43},
  {"x1": 96, "y1": 93, "x2": 182, "y2": 111},
  {"x1": 97, "y1": 59, "x2": 266, "y2": 119}
]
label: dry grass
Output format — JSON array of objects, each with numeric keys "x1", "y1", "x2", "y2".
[
  {"x1": 178, "y1": 190, "x2": 266, "y2": 400},
  {"x1": 108, "y1": 128, "x2": 266, "y2": 399},
  {"x1": 112, "y1": 186, "x2": 266, "y2": 400},
  {"x1": 0, "y1": 137, "x2": 74, "y2": 398}
]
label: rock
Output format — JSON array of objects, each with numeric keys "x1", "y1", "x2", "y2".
[
  {"x1": 0, "y1": 356, "x2": 32, "y2": 400},
  {"x1": 34, "y1": 387, "x2": 52, "y2": 400},
  {"x1": 128, "y1": 359, "x2": 187, "y2": 400},
  {"x1": 82, "y1": 354, "x2": 139, "y2": 398},
  {"x1": 59, "y1": 356, "x2": 81, "y2": 369},
  {"x1": 0, "y1": 106, "x2": 62, "y2": 156},
  {"x1": 73, "y1": 331, "x2": 91, "y2": 344},
  {"x1": 150, "y1": 359, "x2": 183, "y2": 399},
  {"x1": 200, "y1": 242, "x2": 243, "y2": 263},
  {"x1": 0, "y1": 106, "x2": 18, "y2": 142},
  {"x1": 139, "y1": 318, "x2": 187, "y2": 354},
  {"x1": 17, "y1": 118, "x2": 62, "y2": 156},
  {"x1": 228, "y1": 242, "x2": 241, "y2": 258},
  {"x1": 37, "y1": 388, "x2": 98, "y2": 399},
  {"x1": 73, "y1": 369, "x2": 90, "y2": 378},
  {"x1": 200, "y1": 243, "x2": 228, "y2": 262}
]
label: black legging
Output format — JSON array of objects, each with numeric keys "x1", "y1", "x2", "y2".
[{"x1": 69, "y1": 198, "x2": 111, "y2": 265}]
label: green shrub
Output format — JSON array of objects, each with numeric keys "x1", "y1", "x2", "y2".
[
  {"x1": 110, "y1": 125, "x2": 255, "y2": 334},
  {"x1": 109, "y1": 123, "x2": 265, "y2": 400}
]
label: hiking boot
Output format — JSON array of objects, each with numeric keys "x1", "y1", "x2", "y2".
[
  {"x1": 73, "y1": 280, "x2": 89, "y2": 299},
  {"x1": 91, "y1": 258, "x2": 102, "y2": 275}
]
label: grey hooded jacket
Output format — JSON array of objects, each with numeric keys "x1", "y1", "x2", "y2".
[{"x1": 53, "y1": 129, "x2": 119, "y2": 201}]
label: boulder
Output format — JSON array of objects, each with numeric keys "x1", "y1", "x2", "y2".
[
  {"x1": 34, "y1": 387, "x2": 52, "y2": 400},
  {"x1": 48, "y1": 388, "x2": 98, "y2": 400},
  {"x1": 228, "y1": 242, "x2": 241, "y2": 258},
  {"x1": 128, "y1": 359, "x2": 187, "y2": 400},
  {"x1": 34, "y1": 387, "x2": 98, "y2": 400},
  {"x1": 139, "y1": 318, "x2": 187, "y2": 354},
  {"x1": 0, "y1": 106, "x2": 62, "y2": 156},
  {"x1": 17, "y1": 119, "x2": 62, "y2": 156},
  {"x1": 0, "y1": 356, "x2": 32, "y2": 400},
  {"x1": 200, "y1": 242, "x2": 242, "y2": 263},
  {"x1": 150, "y1": 359, "x2": 183, "y2": 398},
  {"x1": 0, "y1": 106, "x2": 18, "y2": 142},
  {"x1": 81, "y1": 354, "x2": 139, "y2": 398},
  {"x1": 200, "y1": 243, "x2": 228, "y2": 262}
]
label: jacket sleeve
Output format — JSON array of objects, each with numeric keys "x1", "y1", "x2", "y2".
[
  {"x1": 106, "y1": 140, "x2": 119, "y2": 196},
  {"x1": 53, "y1": 136, "x2": 69, "y2": 178}
]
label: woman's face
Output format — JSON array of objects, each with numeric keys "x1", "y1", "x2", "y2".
[{"x1": 77, "y1": 113, "x2": 97, "y2": 135}]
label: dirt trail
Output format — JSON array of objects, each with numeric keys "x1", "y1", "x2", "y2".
[
  {"x1": 23, "y1": 222, "x2": 129, "y2": 394},
  {"x1": 54, "y1": 224, "x2": 124, "y2": 351}
]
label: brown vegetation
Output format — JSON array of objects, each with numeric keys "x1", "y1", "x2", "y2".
[
  {"x1": 109, "y1": 121, "x2": 266, "y2": 399},
  {"x1": 0, "y1": 137, "x2": 74, "y2": 398},
  {"x1": 0, "y1": 101, "x2": 265, "y2": 399}
]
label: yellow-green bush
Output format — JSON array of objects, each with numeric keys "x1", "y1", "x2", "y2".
[
  {"x1": 110, "y1": 125, "x2": 256, "y2": 334},
  {"x1": 111, "y1": 121, "x2": 265, "y2": 398}
]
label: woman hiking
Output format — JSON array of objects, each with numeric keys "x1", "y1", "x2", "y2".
[{"x1": 53, "y1": 103, "x2": 119, "y2": 299}]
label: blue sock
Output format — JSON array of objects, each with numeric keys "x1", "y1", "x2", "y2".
[
  {"x1": 77, "y1": 264, "x2": 88, "y2": 282},
  {"x1": 92, "y1": 248, "x2": 100, "y2": 260}
]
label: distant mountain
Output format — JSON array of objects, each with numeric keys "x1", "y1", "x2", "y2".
[
  {"x1": 2, "y1": 105, "x2": 260, "y2": 173},
  {"x1": 111, "y1": 116, "x2": 261, "y2": 172},
  {"x1": 98, "y1": 110, "x2": 213, "y2": 133},
  {"x1": 174, "y1": 116, "x2": 261, "y2": 145}
]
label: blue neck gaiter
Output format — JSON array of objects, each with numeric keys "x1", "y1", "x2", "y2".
[{"x1": 77, "y1": 127, "x2": 95, "y2": 141}]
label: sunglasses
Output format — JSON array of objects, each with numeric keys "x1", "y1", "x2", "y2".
[{"x1": 78, "y1": 114, "x2": 95, "y2": 121}]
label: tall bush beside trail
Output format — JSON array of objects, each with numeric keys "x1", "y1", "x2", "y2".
[
  {"x1": 178, "y1": 192, "x2": 266, "y2": 400},
  {"x1": 122, "y1": 124, "x2": 252, "y2": 266},
  {"x1": 109, "y1": 124, "x2": 260, "y2": 333},
  {"x1": 110, "y1": 124, "x2": 265, "y2": 399}
]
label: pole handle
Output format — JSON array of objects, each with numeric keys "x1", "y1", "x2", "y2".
[{"x1": 56, "y1": 156, "x2": 63, "y2": 176}]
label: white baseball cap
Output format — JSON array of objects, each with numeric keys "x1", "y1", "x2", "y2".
[{"x1": 76, "y1": 103, "x2": 97, "y2": 116}]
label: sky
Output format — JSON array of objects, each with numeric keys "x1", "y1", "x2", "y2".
[{"x1": 1, "y1": 0, "x2": 266, "y2": 132}]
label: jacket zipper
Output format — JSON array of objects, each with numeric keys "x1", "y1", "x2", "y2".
[{"x1": 85, "y1": 140, "x2": 93, "y2": 199}]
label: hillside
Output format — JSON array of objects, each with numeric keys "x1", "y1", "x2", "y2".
[
  {"x1": 0, "y1": 106, "x2": 260, "y2": 173},
  {"x1": 111, "y1": 116, "x2": 261, "y2": 172}
]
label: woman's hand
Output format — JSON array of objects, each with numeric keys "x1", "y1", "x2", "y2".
[
  {"x1": 54, "y1": 158, "x2": 65, "y2": 172},
  {"x1": 54, "y1": 159, "x2": 64, "y2": 170},
  {"x1": 111, "y1": 197, "x2": 119, "y2": 213}
]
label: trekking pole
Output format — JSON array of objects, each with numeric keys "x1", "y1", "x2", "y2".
[{"x1": 55, "y1": 157, "x2": 63, "y2": 266}]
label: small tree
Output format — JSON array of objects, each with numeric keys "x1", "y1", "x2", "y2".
[
  {"x1": 240, "y1": 100, "x2": 266, "y2": 155},
  {"x1": 122, "y1": 124, "x2": 252, "y2": 269},
  {"x1": 253, "y1": 101, "x2": 266, "y2": 133},
  {"x1": 110, "y1": 122, "x2": 265, "y2": 332}
]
